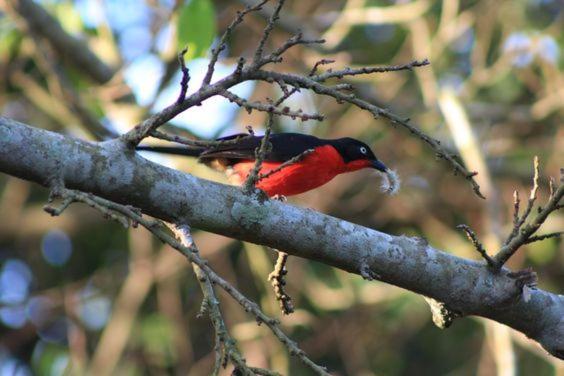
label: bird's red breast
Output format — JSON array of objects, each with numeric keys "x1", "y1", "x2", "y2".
[
  {"x1": 227, "y1": 145, "x2": 372, "y2": 196},
  {"x1": 136, "y1": 132, "x2": 387, "y2": 197}
]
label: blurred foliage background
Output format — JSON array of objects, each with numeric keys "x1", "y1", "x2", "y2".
[{"x1": 0, "y1": 0, "x2": 562, "y2": 374}]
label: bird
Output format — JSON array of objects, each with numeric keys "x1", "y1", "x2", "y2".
[{"x1": 137, "y1": 132, "x2": 397, "y2": 197}]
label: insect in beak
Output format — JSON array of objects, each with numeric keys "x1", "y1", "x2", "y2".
[{"x1": 371, "y1": 159, "x2": 388, "y2": 172}]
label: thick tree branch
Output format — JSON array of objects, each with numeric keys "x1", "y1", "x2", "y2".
[
  {"x1": 1, "y1": 117, "x2": 563, "y2": 360},
  {"x1": 42, "y1": 186, "x2": 326, "y2": 375},
  {"x1": 113, "y1": 0, "x2": 480, "y2": 198}
]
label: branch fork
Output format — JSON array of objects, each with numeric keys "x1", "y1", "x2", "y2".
[
  {"x1": 41, "y1": 184, "x2": 330, "y2": 375},
  {"x1": 457, "y1": 157, "x2": 562, "y2": 302}
]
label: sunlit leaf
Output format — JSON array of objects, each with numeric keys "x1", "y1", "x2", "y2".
[
  {"x1": 32, "y1": 343, "x2": 68, "y2": 376},
  {"x1": 176, "y1": 0, "x2": 216, "y2": 59},
  {"x1": 55, "y1": 2, "x2": 84, "y2": 34}
]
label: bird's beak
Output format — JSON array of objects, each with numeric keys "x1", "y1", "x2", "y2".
[{"x1": 371, "y1": 159, "x2": 388, "y2": 172}]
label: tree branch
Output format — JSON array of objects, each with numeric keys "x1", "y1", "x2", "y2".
[
  {"x1": 113, "y1": 0, "x2": 480, "y2": 198},
  {"x1": 456, "y1": 224, "x2": 496, "y2": 268},
  {"x1": 220, "y1": 90, "x2": 323, "y2": 121},
  {"x1": 1, "y1": 117, "x2": 563, "y2": 360},
  {"x1": 2, "y1": 0, "x2": 114, "y2": 84},
  {"x1": 268, "y1": 251, "x2": 294, "y2": 315},
  {"x1": 246, "y1": 69, "x2": 485, "y2": 198},
  {"x1": 42, "y1": 186, "x2": 326, "y2": 375}
]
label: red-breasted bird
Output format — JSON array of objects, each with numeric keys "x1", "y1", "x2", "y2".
[{"x1": 137, "y1": 132, "x2": 399, "y2": 197}]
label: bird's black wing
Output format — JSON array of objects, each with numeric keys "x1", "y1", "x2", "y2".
[{"x1": 199, "y1": 133, "x2": 324, "y2": 163}]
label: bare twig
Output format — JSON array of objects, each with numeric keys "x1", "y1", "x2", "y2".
[
  {"x1": 548, "y1": 177, "x2": 555, "y2": 201},
  {"x1": 310, "y1": 59, "x2": 335, "y2": 76},
  {"x1": 268, "y1": 251, "x2": 294, "y2": 315},
  {"x1": 149, "y1": 130, "x2": 206, "y2": 147},
  {"x1": 266, "y1": 58, "x2": 334, "y2": 109},
  {"x1": 456, "y1": 224, "x2": 497, "y2": 268},
  {"x1": 252, "y1": 0, "x2": 286, "y2": 66},
  {"x1": 243, "y1": 112, "x2": 274, "y2": 193},
  {"x1": 503, "y1": 157, "x2": 540, "y2": 246},
  {"x1": 258, "y1": 149, "x2": 314, "y2": 182},
  {"x1": 149, "y1": 129, "x2": 252, "y2": 149},
  {"x1": 522, "y1": 232, "x2": 563, "y2": 245},
  {"x1": 312, "y1": 59, "x2": 430, "y2": 81},
  {"x1": 456, "y1": 159, "x2": 564, "y2": 271},
  {"x1": 44, "y1": 189, "x2": 133, "y2": 228},
  {"x1": 176, "y1": 48, "x2": 190, "y2": 104},
  {"x1": 221, "y1": 90, "x2": 323, "y2": 121},
  {"x1": 512, "y1": 190, "x2": 520, "y2": 227},
  {"x1": 493, "y1": 163, "x2": 564, "y2": 269},
  {"x1": 202, "y1": 0, "x2": 269, "y2": 86},
  {"x1": 173, "y1": 225, "x2": 259, "y2": 376},
  {"x1": 43, "y1": 187, "x2": 329, "y2": 375},
  {"x1": 262, "y1": 32, "x2": 325, "y2": 65},
  {"x1": 246, "y1": 69, "x2": 485, "y2": 198},
  {"x1": 43, "y1": 196, "x2": 73, "y2": 216},
  {"x1": 121, "y1": 0, "x2": 480, "y2": 198}
]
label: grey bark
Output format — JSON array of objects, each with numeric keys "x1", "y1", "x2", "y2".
[{"x1": 0, "y1": 117, "x2": 562, "y2": 359}]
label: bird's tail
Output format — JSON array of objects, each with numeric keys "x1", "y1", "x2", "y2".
[{"x1": 136, "y1": 145, "x2": 203, "y2": 157}]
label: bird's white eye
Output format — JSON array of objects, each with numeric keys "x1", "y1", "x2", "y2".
[{"x1": 360, "y1": 146, "x2": 367, "y2": 154}]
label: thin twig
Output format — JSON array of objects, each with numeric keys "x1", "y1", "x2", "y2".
[
  {"x1": 243, "y1": 112, "x2": 274, "y2": 193},
  {"x1": 456, "y1": 224, "x2": 497, "y2": 268},
  {"x1": 268, "y1": 251, "x2": 294, "y2": 315},
  {"x1": 221, "y1": 90, "x2": 323, "y2": 121},
  {"x1": 246, "y1": 69, "x2": 485, "y2": 199},
  {"x1": 44, "y1": 190, "x2": 133, "y2": 228},
  {"x1": 267, "y1": 59, "x2": 334, "y2": 108},
  {"x1": 493, "y1": 166, "x2": 564, "y2": 269},
  {"x1": 252, "y1": 0, "x2": 286, "y2": 66},
  {"x1": 173, "y1": 225, "x2": 258, "y2": 376},
  {"x1": 504, "y1": 157, "x2": 541, "y2": 247},
  {"x1": 43, "y1": 187, "x2": 329, "y2": 375},
  {"x1": 176, "y1": 48, "x2": 190, "y2": 104},
  {"x1": 149, "y1": 129, "x2": 252, "y2": 148},
  {"x1": 312, "y1": 59, "x2": 430, "y2": 81},
  {"x1": 522, "y1": 232, "x2": 563, "y2": 245},
  {"x1": 258, "y1": 149, "x2": 314, "y2": 182},
  {"x1": 262, "y1": 32, "x2": 325, "y2": 65},
  {"x1": 512, "y1": 190, "x2": 521, "y2": 227},
  {"x1": 310, "y1": 59, "x2": 335, "y2": 75},
  {"x1": 120, "y1": 0, "x2": 477, "y2": 198},
  {"x1": 202, "y1": 0, "x2": 268, "y2": 86},
  {"x1": 520, "y1": 156, "x2": 541, "y2": 225}
]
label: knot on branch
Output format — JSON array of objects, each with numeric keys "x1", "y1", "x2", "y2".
[{"x1": 424, "y1": 297, "x2": 462, "y2": 329}]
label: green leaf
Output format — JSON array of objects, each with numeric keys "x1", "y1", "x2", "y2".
[
  {"x1": 32, "y1": 343, "x2": 69, "y2": 376},
  {"x1": 176, "y1": 0, "x2": 216, "y2": 59}
]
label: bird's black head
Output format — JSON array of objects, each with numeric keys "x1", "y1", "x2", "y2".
[{"x1": 329, "y1": 137, "x2": 387, "y2": 172}]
